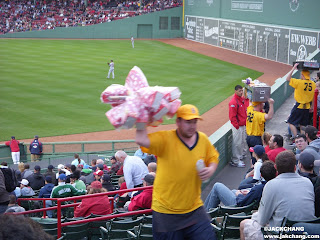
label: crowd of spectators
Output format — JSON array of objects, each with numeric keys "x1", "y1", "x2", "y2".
[
  {"x1": 0, "y1": 148, "x2": 157, "y2": 219},
  {"x1": 0, "y1": 0, "x2": 182, "y2": 34}
]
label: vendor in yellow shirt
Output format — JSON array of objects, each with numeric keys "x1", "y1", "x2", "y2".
[
  {"x1": 136, "y1": 104, "x2": 219, "y2": 240},
  {"x1": 246, "y1": 99, "x2": 274, "y2": 148},
  {"x1": 286, "y1": 63, "x2": 316, "y2": 137}
]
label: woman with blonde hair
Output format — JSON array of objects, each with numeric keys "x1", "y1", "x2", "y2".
[
  {"x1": 18, "y1": 162, "x2": 25, "y2": 173},
  {"x1": 262, "y1": 132, "x2": 272, "y2": 153},
  {"x1": 74, "y1": 181, "x2": 112, "y2": 217},
  {"x1": 16, "y1": 162, "x2": 25, "y2": 182}
]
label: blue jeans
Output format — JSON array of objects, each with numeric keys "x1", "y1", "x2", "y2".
[
  {"x1": 45, "y1": 200, "x2": 53, "y2": 218},
  {"x1": 204, "y1": 182, "x2": 237, "y2": 211},
  {"x1": 292, "y1": 223, "x2": 320, "y2": 238},
  {"x1": 0, "y1": 203, "x2": 9, "y2": 214},
  {"x1": 153, "y1": 220, "x2": 217, "y2": 240},
  {"x1": 238, "y1": 177, "x2": 257, "y2": 190}
]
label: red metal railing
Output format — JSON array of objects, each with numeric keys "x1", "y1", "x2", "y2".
[{"x1": 12, "y1": 186, "x2": 153, "y2": 238}]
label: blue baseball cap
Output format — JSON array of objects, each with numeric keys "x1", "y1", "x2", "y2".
[
  {"x1": 58, "y1": 173, "x2": 67, "y2": 181},
  {"x1": 250, "y1": 145, "x2": 265, "y2": 156}
]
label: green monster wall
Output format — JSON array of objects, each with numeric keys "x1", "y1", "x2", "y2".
[
  {"x1": 0, "y1": 7, "x2": 182, "y2": 39},
  {"x1": 185, "y1": 0, "x2": 320, "y2": 30}
]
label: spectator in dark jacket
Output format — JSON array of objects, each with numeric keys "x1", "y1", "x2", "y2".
[
  {"x1": 39, "y1": 176, "x2": 55, "y2": 218},
  {"x1": 44, "y1": 165, "x2": 57, "y2": 185},
  {"x1": 0, "y1": 169, "x2": 10, "y2": 213},
  {"x1": 108, "y1": 156, "x2": 121, "y2": 175},
  {"x1": 297, "y1": 152, "x2": 320, "y2": 189},
  {"x1": 102, "y1": 174, "x2": 115, "y2": 192},
  {"x1": 29, "y1": 135, "x2": 42, "y2": 162},
  {"x1": 15, "y1": 170, "x2": 22, "y2": 182},
  {"x1": 39, "y1": 176, "x2": 55, "y2": 198},
  {"x1": 26, "y1": 165, "x2": 45, "y2": 190},
  {"x1": 80, "y1": 168, "x2": 95, "y2": 185}
]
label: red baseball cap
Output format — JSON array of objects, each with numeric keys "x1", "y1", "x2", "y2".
[{"x1": 93, "y1": 170, "x2": 103, "y2": 176}]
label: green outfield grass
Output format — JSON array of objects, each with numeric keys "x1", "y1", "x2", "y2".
[{"x1": 0, "y1": 39, "x2": 262, "y2": 141}]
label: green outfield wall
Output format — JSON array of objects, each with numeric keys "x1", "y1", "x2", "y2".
[
  {"x1": 1, "y1": 7, "x2": 182, "y2": 39},
  {"x1": 185, "y1": 0, "x2": 320, "y2": 30},
  {"x1": 184, "y1": 0, "x2": 320, "y2": 65}
]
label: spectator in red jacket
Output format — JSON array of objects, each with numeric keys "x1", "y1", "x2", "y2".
[
  {"x1": 74, "y1": 181, "x2": 112, "y2": 218},
  {"x1": 5, "y1": 136, "x2": 20, "y2": 164},
  {"x1": 229, "y1": 85, "x2": 248, "y2": 168},
  {"x1": 128, "y1": 173, "x2": 154, "y2": 211}
]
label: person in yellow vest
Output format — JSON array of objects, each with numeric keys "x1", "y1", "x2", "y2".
[
  {"x1": 286, "y1": 63, "x2": 316, "y2": 137},
  {"x1": 246, "y1": 99, "x2": 274, "y2": 148},
  {"x1": 136, "y1": 104, "x2": 219, "y2": 240}
]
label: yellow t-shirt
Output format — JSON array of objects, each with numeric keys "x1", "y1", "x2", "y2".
[
  {"x1": 246, "y1": 105, "x2": 266, "y2": 136},
  {"x1": 141, "y1": 130, "x2": 219, "y2": 214},
  {"x1": 290, "y1": 78, "x2": 316, "y2": 109}
]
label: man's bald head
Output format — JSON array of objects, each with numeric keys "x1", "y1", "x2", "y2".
[{"x1": 148, "y1": 162, "x2": 157, "y2": 173}]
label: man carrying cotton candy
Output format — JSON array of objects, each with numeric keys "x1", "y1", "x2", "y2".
[
  {"x1": 135, "y1": 104, "x2": 219, "y2": 240},
  {"x1": 100, "y1": 66, "x2": 182, "y2": 130}
]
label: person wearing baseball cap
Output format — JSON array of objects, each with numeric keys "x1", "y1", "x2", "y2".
[
  {"x1": 93, "y1": 170, "x2": 104, "y2": 181},
  {"x1": 20, "y1": 179, "x2": 35, "y2": 197},
  {"x1": 44, "y1": 165, "x2": 57, "y2": 185},
  {"x1": 286, "y1": 63, "x2": 316, "y2": 137},
  {"x1": 29, "y1": 135, "x2": 42, "y2": 162},
  {"x1": 239, "y1": 145, "x2": 269, "y2": 190},
  {"x1": 127, "y1": 173, "x2": 155, "y2": 211},
  {"x1": 26, "y1": 165, "x2": 45, "y2": 191},
  {"x1": 297, "y1": 152, "x2": 318, "y2": 184},
  {"x1": 246, "y1": 98, "x2": 274, "y2": 149},
  {"x1": 135, "y1": 104, "x2": 219, "y2": 239},
  {"x1": 5, "y1": 136, "x2": 20, "y2": 164},
  {"x1": 51, "y1": 173, "x2": 85, "y2": 199}
]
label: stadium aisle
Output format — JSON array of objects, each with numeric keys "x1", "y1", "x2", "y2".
[{"x1": 201, "y1": 93, "x2": 296, "y2": 200}]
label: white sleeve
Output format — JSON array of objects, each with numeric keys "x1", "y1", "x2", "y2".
[
  {"x1": 253, "y1": 162, "x2": 262, "y2": 180},
  {"x1": 124, "y1": 162, "x2": 134, "y2": 190}
]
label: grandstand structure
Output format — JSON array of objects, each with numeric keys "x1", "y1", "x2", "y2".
[{"x1": 1, "y1": 0, "x2": 320, "y2": 239}]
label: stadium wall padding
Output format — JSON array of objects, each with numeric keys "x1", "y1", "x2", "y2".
[{"x1": 0, "y1": 7, "x2": 182, "y2": 39}]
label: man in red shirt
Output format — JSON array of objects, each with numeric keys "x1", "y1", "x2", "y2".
[
  {"x1": 267, "y1": 134, "x2": 286, "y2": 162},
  {"x1": 128, "y1": 173, "x2": 154, "y2": 211},
  {"x1": 229, "y1": 85, "x2": 248, "y2": 167},
  {"x1": 5, "y1": 136, "x2": 20, "y2": 164}
]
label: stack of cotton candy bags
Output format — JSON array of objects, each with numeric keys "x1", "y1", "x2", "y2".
[{"x1": 100, "y1": 66, "x2": 182, "y2": 129}]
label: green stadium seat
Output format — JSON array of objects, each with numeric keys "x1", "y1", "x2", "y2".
[
  {"x1": 84, "y1": 214, "x2": 112, "y2": 240},
  {"x1": 220, "y1": 213, "x2": 252, "y2": 240},
  {"x1": 62, "y1": 222, "x2": 90, "y2": 240},
  {"x1": 218, "y1": 201, "x2": 257, "y2": 216},
  {"x1": 127, "y1": 223, "x2": 153, "y2": 240},
  {"x1": 100, "y1": 217, "x2": 144, "y2": 240},
  {"x1": 142, "y1": 215, "x2": 153, "y2": 225}
]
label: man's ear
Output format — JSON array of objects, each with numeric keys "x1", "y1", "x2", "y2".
[{"x1": 273, "y1": 163, "x2": 279, "y2": 176}]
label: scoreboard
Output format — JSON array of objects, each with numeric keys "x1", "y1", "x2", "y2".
[{"x1": 185, "y1": 16, "x2": 320, "y2": 65}]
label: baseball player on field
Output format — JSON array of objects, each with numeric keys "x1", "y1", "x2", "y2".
[{"x1": 107, "y1": 60, "x2": 114, "y2": 79}]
